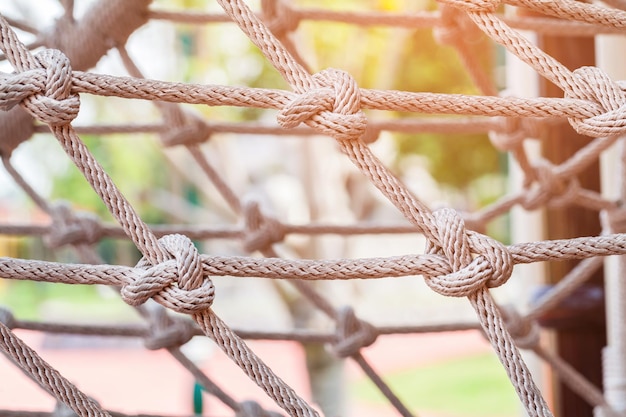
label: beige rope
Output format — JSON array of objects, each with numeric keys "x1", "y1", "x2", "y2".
[
  {"x1": 500, "y1": 306, "x2": 622, "y2": 417},
  {"x1": 0, "y1": 13, "x2": 320, "y2": 417},
  {"x1": 526, "y1": 257, "x2": 605, "y2": 321},
  {"x1": 1, "y1": 0, "x2": 626, "y2": 416},
  {"x1": 506, "y1": 0, "x2": 626, "y2": 28},
  {"x1": 65, "y1": 71, "x2": 615, "y2": 121},
  {"x1": 0, "y1": 321, "x2": 111, "y2": 417},
  {"x1": 259, "y1": 243, "x2": 416, "y2": 417},
  {"x1": 3, "y1": 59, "x2": 621, "y2": 124},
  {"x1": 148, "y1": 6, "x2": 626, "y2": 35},
  {"x1": 465, "y1": 11, "x2": 626, "y2": 137},
  {"x1": 0, "y1": 305, "x2": 482, "y2": 344},
  {"x1": 4, "y1": 230, "x2": 626, "y2": 282}
]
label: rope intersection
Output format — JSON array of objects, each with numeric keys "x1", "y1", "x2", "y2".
[{"x1": 0, "y1": 0, "x2": 625, "y2": 416}]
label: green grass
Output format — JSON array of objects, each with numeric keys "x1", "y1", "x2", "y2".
[
  {"x1": 0, "y1": 281, "x2": 132, "y2": 321},
  {"x1": 351, "y1": 353, "x2": 519, "y2": 417}
]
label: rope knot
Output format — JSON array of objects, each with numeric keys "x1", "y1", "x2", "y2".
[
  {"x1": 160, "y1": 111, "x2": 212, "y2": 147},
  {"x1": 434, "y1": 5, "x2": 481, "y2": 46},
  {"x1": 20, "y1": 49, "x2": 80, "y2": 126},
  {"x1": 566, "y1": 67, "x2": 626, "y2": 137},
  {"x1": 46, "y1": 201, "x2": 103, "y2": 248},
  {"x1": 121, "y1": 234, "x2": 215, "y2": 315},
  {"x1": 522, "y1": 159, "x2": 579, "y2": 210},
  {"x1": 332, "y1": 307, "x2": 378, "y2": 358},
  {"x1": 0, "y1": 70, "x2": 44, "y2": 111},
  {"x1": 143, "y1": 304, "x2": 196, "y2": 350},
  {"x1": 489, "y1": 117, "x2": 527, "y2": 151},
  {"x1": 242, "y1": 201, "x2": 286, "y2": 252},
  {"x1": 0, "y1": 307, "x2": 16, "y2": 329},
  {"x1": 499, "y1": 305, "x2": 540, "y2": 349},
  {"x1": 277, "y1": 68, "x2": 367, "y2": 141},
  {"x1": 261, "y1": 0, "x2": 299, "y2": 38},
  {"x1": 236, "y1": 401, "x2": 284, "y2": 417},
  {"x1": 424, "y1": 208, "x2": 513, "y2": 297}
]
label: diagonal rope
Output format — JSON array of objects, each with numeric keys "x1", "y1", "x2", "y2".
[
  {"x1": 0, "y1": 1, "x2": 625, "y2": 417},
  {"x1": 0, "y1": 321, "x2": 111, "y2": 417},
  {"x1": 0, "y1": 12, "x2": 319, "y2": 417}
]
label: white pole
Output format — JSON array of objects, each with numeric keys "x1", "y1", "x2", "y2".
[{"x1": 597, "y1": 33, "x2": 626, "y2": 415}]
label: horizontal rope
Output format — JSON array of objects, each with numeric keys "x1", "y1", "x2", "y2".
[
  {"x1": 148, "y1": 7, "x2": 626, "y2": 35},
  {"x1": 68, "y1": 71, "x2": 607, "y2": 120},
  {"x1": 3, "y1": 308, "x2": 481, "y2": 342},
  {"x1": 31, "y1": 117, "x2": 509, "y2": 144},
  {"x1": 2, "y1": 232, "x2": 626, "y2": 284}
]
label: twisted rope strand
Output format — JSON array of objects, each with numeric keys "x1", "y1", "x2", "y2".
[
  {"x1": 1, "y1": 0, "x2": 625, "y2": 416},
  {"x1": 65, "y1": 71, "x2": 610, "y2": 120},
  {"x1": 0, "y1": 12, "x2": 320, "y2": 417},
  {"x1": 0, "y1": 321, "x2": 111, "y2": 417},
  {"x1": 3, "y1": 232, "x2": 626, "y2": 283},
  {"x1": 148, "y1": 6, "x2": 626, "y2": 35}
]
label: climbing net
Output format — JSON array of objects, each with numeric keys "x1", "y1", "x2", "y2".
[{"x1": 1, "y1": 0, "x2": 625, "y2": 416}]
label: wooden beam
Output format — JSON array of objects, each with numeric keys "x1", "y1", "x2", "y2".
[{"x1": 537, "y1": 33, "x2": 606, "y2": 417}]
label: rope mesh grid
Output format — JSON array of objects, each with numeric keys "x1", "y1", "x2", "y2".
[{"x1": 0, "y1": 0, "x2": 624, "y2": 416}]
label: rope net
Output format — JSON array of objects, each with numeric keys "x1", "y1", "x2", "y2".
[{"x1": 0, "y1": 0, "x2": 625, "y2": 416}]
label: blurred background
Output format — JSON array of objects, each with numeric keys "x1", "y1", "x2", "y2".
[{"x1": 0, "y1": 0, "x2": 526, "y2": 416}]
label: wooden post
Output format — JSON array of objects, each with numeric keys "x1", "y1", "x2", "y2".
[{"x1": 537, "y1": 34, "x2": 606, "y2": 417}]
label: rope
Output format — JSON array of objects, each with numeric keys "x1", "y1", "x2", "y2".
[
  {"x1": 0, "y1": 321, "x2": 111, "y2": 417},
  {"x1": 0, "y1": 0, "x2": 625, "y2": 416}
]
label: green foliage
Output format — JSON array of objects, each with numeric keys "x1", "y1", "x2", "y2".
[
  {"x1": 296, "y1": 1, "x2": 502, "y2": 195},
  {"x1": 390, "y1": 24, "x2": 502, "y2": 192},
  {"x1": 396, "y1": 131, "x2": 502, "y2": 190},
  {"x1": 51, "y1": 134, "x2": 168, "y2": 225},
  {"x1": 351, "y1": 353, "x2": 518, "y2": 417},
  {"x1": 50, "y1": 135, "x2": 109, "y2": 217},
  {"x1": 394, "y1": 29, "x2": 477, "y2": 94},
  {"x1": 0, "y1": 280, "x2": 126, "y2": 321}
]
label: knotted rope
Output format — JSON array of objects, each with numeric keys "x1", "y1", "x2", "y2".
[
  {"x1": 1, "y1": 1, "x2": 625, "y2": 417},
  {"x1": 243, "y1": 201, "x2": 286, "y2": 252},
  {"x1": 278, "y1": 68, "x2": 367, "y2": 141},
  {"x1": 122, "y1": 234, "x2": 215, "y2": 314},
  {"x1": 0, "y1": 15, "x2": 320, "y2": 417},
  {"x1": 416, "y1": 208, "x2": 549, "y2": 415},
  {"x1": 46, "y1": 201, "x2": 104, "y2": 248},
  {"x1": 567, "y1": 66, "x2": 626, "y2": 137},
  {"x1": 333, "y1": 307, "x2": 378, "y2": 358},
  {"x1": 0, "y1": 49, "x2": 80, "y2": 125},
  {"x1": 423, "y1": 208, "x2": 513, "y2": 297},
  {"x1": 142, "y1": 302, "x2": 197, "y2": 350}
]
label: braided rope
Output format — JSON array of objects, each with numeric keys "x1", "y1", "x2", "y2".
[{"x1": 0, "y1": 1, "x2": 625, "y2": 417}]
